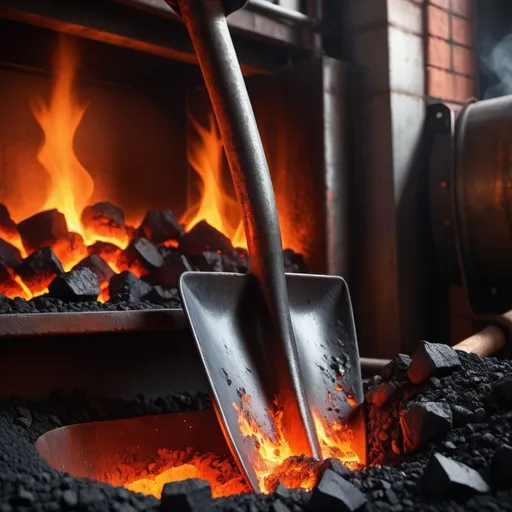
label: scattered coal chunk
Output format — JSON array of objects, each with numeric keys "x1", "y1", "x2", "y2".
[
  {"x1": 17, "y1": 247, "x2": 64, "y2": 292},
  {"x1": 49, "y1": 268, "x2": 100, "y2": 302},
  {"x1": 0, "y1": 262, "x2": 26, "y2": 297},
  {"x1": 109, "y1": 271, "x2": 153, "y2": 301},
  {"x1": 0, "y1": 203, "x2": 19, "y2": 240},
  {"x1": 81, "y1": 202, "x2": 127, "y2": 241},
  {"x1": 120, "y1": 238, "x2": 165, "y2": 274},
  {"x1": 143, "y1": 286, "x2": 180, "y2": 307},
  {"x1": 366, "y1": 380, "x2": 399, "y2": 408},
  {"x1": 490, "y1": 444, "x2": 512, "y2": 489},
  {"x1": 451, "y1": 404, "x2": 477, "y2": 424},
  {"x1": 73, "y1": 254, "x2": 114, "y2": 287},
  {"x1": 179, "y1": 220, "x2": 232, "y2": 254},
  {"x1": 283, "y1": 249, "x2": 308, "y2": 273},
  {"x1": 18, "y1": 209, "x2": 69, "y2": 253},
  {"x1": 139, "y1": 210, "x2": 183, "y2": 245},
  {"x1": 400, "y1": 401, "x2": 452, "y2": 453},
  {"x1": 160, "y1": 478, "x2": 213, "y2": 512},
  {"x1": 188, "y1": 251, "x2": 224, "y2": 272},
  {"x1": 420, "y1": 452, "x2": 489, "y2": 500},
  {"x1": 318, "y1": 458, "x2": 352, "y2": 479},
  {"x1": 144, "y1": 253, "x2": 192, "y2": 289},
  {"x1": 0, "y1": 238, "x2": 22, "y2": 268},
  {"x1": 52, "y1": 232, "x2": 88, "y2": 266},
  {"x1": 308, "y1": 469, "x2": 367, "y2": 512},
  {"x1": 493, "y1": 375, "x2": 512, "y2": 403},
  {"x1": 394, "y1": 353, "x2": 412, "y2": 381},
  {"x1": 87, "y1": 241, "x2": 121, "y2": 262},
  {"x1": 407, "y1": 341, "x2": 461, "y2": 384}
]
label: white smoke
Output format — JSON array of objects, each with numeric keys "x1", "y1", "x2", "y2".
[{"x1": 481, "y1": 32, "x2": 512, "y2": 99}]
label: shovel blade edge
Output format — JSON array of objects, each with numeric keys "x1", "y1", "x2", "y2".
[{"x1": 179, "y1": 271, "x2": 366, "y2": 492}]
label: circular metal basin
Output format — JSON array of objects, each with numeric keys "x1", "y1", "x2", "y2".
[{"x1": 36, "y1": 410, "x2": 229, "y2": 487}]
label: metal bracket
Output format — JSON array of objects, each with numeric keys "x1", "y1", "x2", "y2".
[{"x1": 427, "y1": 103, "x2": 460, "y2": 284}]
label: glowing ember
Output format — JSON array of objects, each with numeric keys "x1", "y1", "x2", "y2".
[
  {"x1": 233, "y1": 397, "x2": 360, "y2": 493},
  {"x1": 122, "y1": 403, "x2": 361, "y2": 499},
  {"x1": 124, "y1": 449, "x2": 249, "y2": 499}
]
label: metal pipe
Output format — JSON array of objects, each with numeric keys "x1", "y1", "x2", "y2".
[
  {"x1": 245, "y1": 0, "x2": 316, "y2": 28},
  {"x1": 175, "y1": 0, "x2": 321, "y2": 466}
]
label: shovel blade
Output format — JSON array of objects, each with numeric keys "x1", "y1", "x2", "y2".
[{"x1": 179, "y1": 271, "x2": 366, "y2": 492}]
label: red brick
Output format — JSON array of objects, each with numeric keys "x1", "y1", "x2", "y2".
[
  {"x1": 453, "y1": 73, "x2": 475, "y2": 102},
  {"x1": 428, "y1": 4, "x2": 450, "y2": 40},
  {"x1": 452, "y1": 44, "x2": 475, "y2": 75},
  {"x1": 450, "y1": 0, "x2": 471, "y2": 18},
  {"x1": 428, "y1": 36, "x2": 451, "y2": 69},
  {"x1": 451, "y1": 15, "x2": 472, "y2": 46},
  {"x1": 429, "y1": 0, "x2": 449, "y2": 8},
  {"x1": 428, "y1": 66, "x2": 454, "y2": 100}
]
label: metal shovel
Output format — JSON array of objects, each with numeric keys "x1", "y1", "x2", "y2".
[{"x1": 167, "y1": 0, "x2": 366, "y2": 492}]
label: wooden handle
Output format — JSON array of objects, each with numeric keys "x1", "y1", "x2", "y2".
[
  {"x1": 453, "y1": 309, "x2": 512, "y2": 357},
  {"x1": 453, "y1": 325, "x2": 506, "y2": 357}
]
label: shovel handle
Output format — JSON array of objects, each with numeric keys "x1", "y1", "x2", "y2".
[
  {"x1": 360, "y1": 311, "x2": 512, "y2": 377},
  {"x1": 453, "y1": 325, "x2": 506, "y2": 357},
  {"x1": 175, "y1": 0, "x2": 322, "y2": 461},
  {"x1": 453, "y1": 309, "x2": 512, "y2": 357}
]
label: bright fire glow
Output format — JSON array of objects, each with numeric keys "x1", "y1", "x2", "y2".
[
  {"x1": 180, "y1": 115, "x2": 247, "y2": 249},
  {"x1": 123, "y1": 401, "x2": 360, "y2": 499},
  {"x1": 125, "y1": 449, "x2": 250, "y2": 499},
  {"x1": 233, "y1": 397, "x2": 360, "y2": 493},
  {"x1": 0, "y1": 37, "x2": 308, "y2": 301},
  {"x1": 32, "y1": 39, "x2": 94, "y2": 238},
  {"x1": 179, "y1": 113, "x2": 304, "y2": 253}
]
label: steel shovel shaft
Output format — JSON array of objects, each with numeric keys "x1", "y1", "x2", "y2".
[{"x1": 174, "y1": 0, "x2": 322, "y2": 478}]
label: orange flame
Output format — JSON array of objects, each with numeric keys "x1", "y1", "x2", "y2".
[
  {"x1": 180, "y1": 114, "x2": 246, "y2": 249},
  {"x1": 180, "y1": 113, "x2": 304, "y2": 253},
  {"x1": 32, "y1": 37, "x2": 94, "y2": 238}
]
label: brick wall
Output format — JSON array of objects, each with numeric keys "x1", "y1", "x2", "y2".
[{"x1": 426, "y1": 0, "x2": 477, "y2": 110}]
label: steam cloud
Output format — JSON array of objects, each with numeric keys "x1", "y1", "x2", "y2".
[{"x1": 481, "y1": 33, "x2": 512, "y2": 99}]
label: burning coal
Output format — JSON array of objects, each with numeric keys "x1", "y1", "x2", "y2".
[{"x1": 0, "y1": 36, "x2": 306, "y2": 303}]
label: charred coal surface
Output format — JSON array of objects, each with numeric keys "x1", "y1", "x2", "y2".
[
  {"x1": 0, "y1": 204, "x2": 308, "y2": 312},
  {"x1": 2, "y1": 352, "x2": 512, "y2": 511}
]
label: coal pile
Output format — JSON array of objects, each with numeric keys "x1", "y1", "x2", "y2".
[
  {"x1": 2, "y1": 349, "x2": 512, "y2": 510},
  {"x1": 0, "y1": 203, "x2": 307, "y2": 313}
]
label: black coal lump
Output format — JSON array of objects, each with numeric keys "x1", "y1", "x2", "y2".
[
  {"x1": 160, "y1": 479, "x2": 213, "y2": 512},
  {"x1": 308, "y1": 469, "x2": 367, "y2": 512},
  {"x1": 420, "y1": 452, "x2": 489, "y2": 501},
  {"x1": 490, "y1": 445, "x2": 512, "y2": 490},
  {"x1": 318, "y1": 458, "x2": 352, "y2": 479},
  {"x1": 407, "y1": 341, "x2": 461, "y2": 384},
  {"x1": 400, "y1": 401, "x2": 452, "y2": 453},
  {"x1": 108, "y1": 270, "x2": 153, "y2": 301},
  {"x1": 48, "y1": 268, "x2": 100, "y2": 301},
  {"x1": 494, "y1": 376, "x2": 512, "y2": 403}
]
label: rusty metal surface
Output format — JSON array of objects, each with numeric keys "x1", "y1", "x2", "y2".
[
  {"x1": 0, "y1": 309, "x2": 187, "y2": 338},
  {"x1": 36, "y1": 410, "x2": 228, "y2": 485}
]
